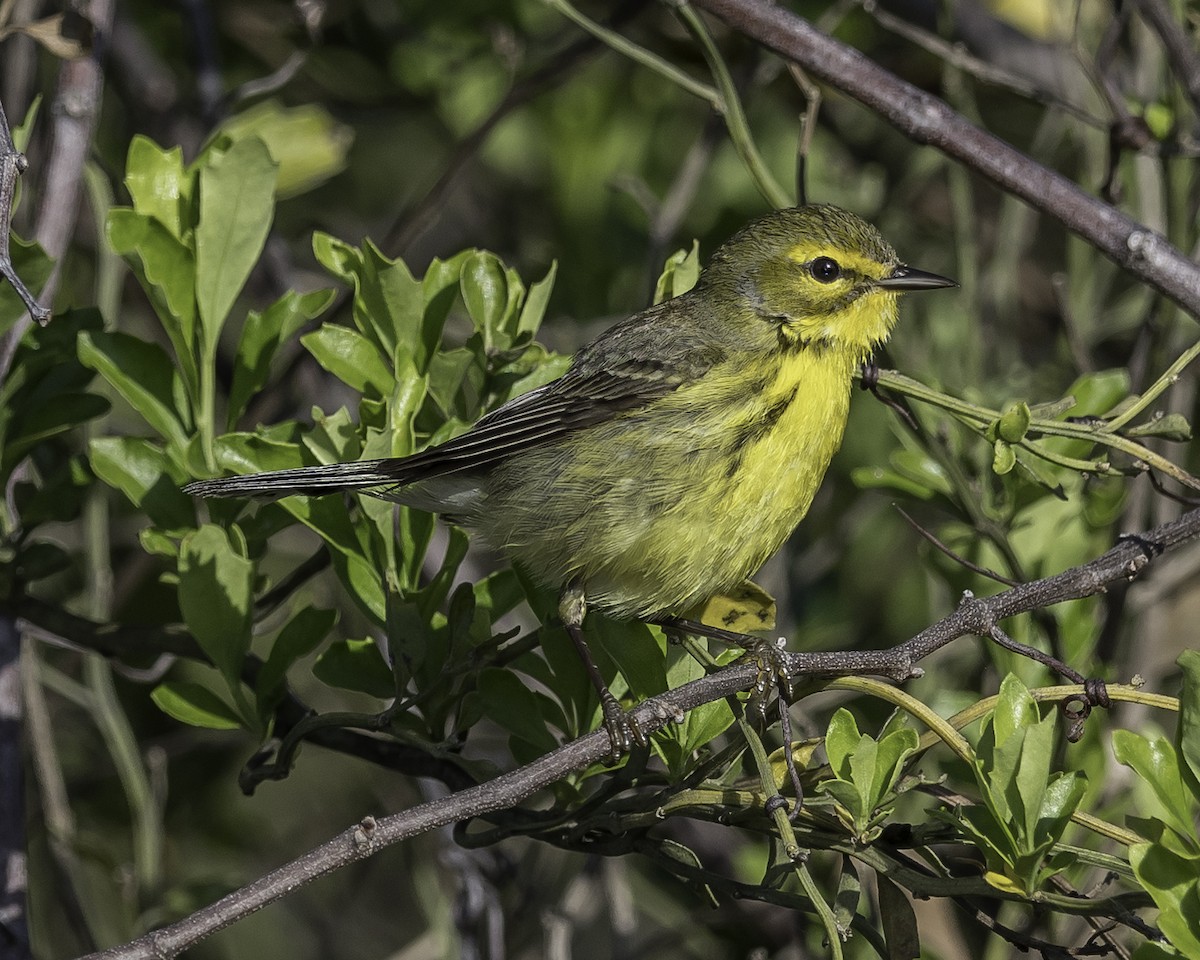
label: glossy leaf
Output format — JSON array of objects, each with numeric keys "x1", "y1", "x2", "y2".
[
  {"x1": 124, "y1": 136, "x2": 190, "y2": 238},
  {"x1": 1178, "y1": 651, "x2": 1200, "y2": 798},
  {"x1": 1113, "y1": 730, "x2": 1200, "y2": 852},
  {"x1": 177, "y1": 525, "x2": 255, "y2": 689},
  {"x1": 90, "y1": 436, "x2": 195, "y2": 530},
  {"x1": 104, "y1": 211, "x2": 199, "y2": 392},
  {"x1": 516, "y1": 261, "x2": 558, "y2": 336},
  {"x1": 461, "y1": 251, "x2": 510, "y2": 351},
  {"x1": 478, "y1": 667, "x2": 559, "y2": 754},
  {"x1": 78, "y1": 331, "x2": 191, "y2": 451},
  {"x1": 151, "y1": 681, "x2": 243, "y2": 731},
  {"x1": 195, "y1": 137, "x2": 277, "y2": 341},
  {"x1": 300, "y1": 323, "x2": 394, "y2": 396},
  {"x1": 1129, "y1": 843, "x2": 1200, "y2": 957}
]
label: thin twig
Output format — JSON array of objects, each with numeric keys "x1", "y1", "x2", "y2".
[
  {"x1": 893, "y1": 504, "x2": 1019, "y2": 587},
  {"x1": 0, "y1": 101, "x2": 46, "y2": 324},
  {"x1": 1133, "y1": 0, "x2": 1200, "y2": 119},
  {"x1": 0, "y1": 0, "x2": 114, "y2": 387}
]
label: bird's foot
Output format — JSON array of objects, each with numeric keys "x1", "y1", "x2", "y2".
[
  {"x1": 599, "y1": 688, "x2": 646, "y2": 764},
  {"x1": 740, "y1": 636, "x2": 794, "y2": 722}
]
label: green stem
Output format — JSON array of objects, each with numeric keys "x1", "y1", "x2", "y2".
[
  {"x1": 199, "y1": 347, "x2": 216, "y2": 470},
  {"x1": 83, "y1": 424, "x2": 165, "y2": 896},
  {"x1": 675, "y1": 3, "x2": 793, "y2": 209},
  {"x1": 541, "y1": 0, "x2": 719, "y2": 105},
  {"x1": 822, "y1": 676, "x2": 974, "y2": 765},
  {"x1": 1103, "y1": 337, "x2": 1200, "y2": 431},
  {"x1": 868, "y1": 369, "x2": 1200, "y2": 490},
  {"x1": 737, "y1": 713, "x2": 844, "y2": 959}
]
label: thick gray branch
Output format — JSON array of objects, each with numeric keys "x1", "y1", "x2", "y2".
[{"x1": 691, "y1": 0, "x2": 1200, "y2": 319}]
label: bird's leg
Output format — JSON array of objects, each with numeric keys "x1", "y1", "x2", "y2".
[{"x1": 559, "y1": 584, "x2": 646, "y2": 762}]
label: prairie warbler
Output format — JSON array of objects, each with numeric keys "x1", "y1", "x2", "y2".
[{"x1": 185, "y1": 205, "x2": 955, "y2": 754}]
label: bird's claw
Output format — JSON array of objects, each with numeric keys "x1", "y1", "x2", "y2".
[
  {"x1": 599, "y1": 690, "x2": 646, "y2": 764},
  {"x1": 742, "y1": 636, "x2": 793, "y2": 720}
]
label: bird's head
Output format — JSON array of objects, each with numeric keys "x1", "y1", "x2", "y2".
[{"x1": 701, "y1": 204, "x2": 955, "y2": 359}]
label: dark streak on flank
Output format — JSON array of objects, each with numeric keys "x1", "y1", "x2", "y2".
[{"x1": 723, "y1": 385, "x2": 800, "y2": 478}]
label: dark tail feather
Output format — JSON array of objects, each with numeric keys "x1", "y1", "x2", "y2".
[{"x1": 183, "y1": 459, "x2": 401, "y2": 499}]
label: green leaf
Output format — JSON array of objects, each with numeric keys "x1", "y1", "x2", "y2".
[
  {"x1": 78, "y1": 331, "x2": 191, "y2": 451},
  {"x1": 4, "y1": 392, "x2": 109, "y2": 464},
  {"x1": 589, "y1": 618, "x2": 668, "y2": 701},
  {"x1": 517, "y1": 261, "x2": 558, "y2": 337},
  {"x1": 316, "y1": 237, "x2": 429, "y2": 371},
  {"x1": 228, "y1": 289, "x2": 333, "y2": 427},
  {"x1": 151, "y1": 681, "x2": 243, "y2": 730},
  {"x1": 1113, "y1": 730, "x2": 1200, "y2": 851},
  {"x1": 124, "y1": 136, "x2": 191, "y2": 239},
  {"x1": 257, "y1": 606, "x2": 338, "y2": 703},
  {"x1": 1131, "y1": 942, "x2": 1183, "y2": 960},
  {"x1": 873, "y1": 726, "x2": 919, "y2": 802},
  {"x1": 89, "y1": 436, "x2": 195, "y2": 530},
  {"x1": 211, "y1": 434, "x2": 387, "y2": 622},
  {"x1": 105, "y1": 211, "x2": 199, "y2": 392},
  {"x1": 460, "y1": 251, "x2": 510, "y2": 350},
  {"x1": 312, "y1": 637, "x2": 394, "y2": 699},
  {"x1": 195, "y1": 136, "x2": 278, "y2": 341},
  {"x1": 217, "y1": 100, "x2": 352, "y2": 199},
  {"x1": 1178, "y1": 651, "x2": 1200, "y2": 797},
  {"x1": 654, "y1": 241, "x2": 701, "y2": 304},
  {"x1": 1126, "y1": 413, "x2": 1192, "y2": 442},
  {"x1": 847, "y1": 734, "x2": 880, "y2": 825},
  {"x1": 1066, "y1": 369, "x2": 1130, "y2": 418},
  {"x1": 992, "y1": 439, "x2": 1016, "y2": 475},
  {"x1": 850, "y1": 465, "x2": 936, "y2": 499},
  {"x1": 993, "y1": 673, "x2": 1038, "y2": 746},
  {"x1": 661, "y1": 651, "x2": 733, "y2": 760},
  {"x1": 1129, "y1": 843, "x2": 1200, "y2": 957},
  {"x1": 824, "y1": 708, "x2": 861, "y2": 778},
  {"x1": 834, "y1": 857, "x2": 861, "y2": 935},
  {"x1": 177, "y1": 525, "x2": 255, "y2": 689},
  {"x1": 477, "y1": 667, "x2": 559, "y2": 753},
  {"x1": 300, "y1": 323, "x2": 393, "y2": 396}
]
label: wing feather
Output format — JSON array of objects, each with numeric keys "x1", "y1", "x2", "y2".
[{"x1": 185, "y1": 302, "x2": 728, "y2": 500}]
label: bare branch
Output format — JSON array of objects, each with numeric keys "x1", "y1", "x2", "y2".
[
  {"x1": 0, "y1": 101, "x2": 47, "y2": 324},
  {"x1": 689, "y1": 0, "x2": 1200, "y2": 318},
  {"x1": 0, "y1": 0, "x2": 114, "y2": 386}
]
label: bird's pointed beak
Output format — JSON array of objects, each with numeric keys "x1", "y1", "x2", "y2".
[{"x1": 876, "y1": 265, "x2": 957, "y2": 291}]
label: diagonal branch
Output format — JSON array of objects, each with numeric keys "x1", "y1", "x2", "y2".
[
  {"x1": 0, "y1": 100, "x2": 48, "y2": 325},
  {"x1": 78, "y1": 504, "x2": 1200, "y2": 960},
  {"x1": 688, "y1": 0, "x2": 1200, "y2": 319}
]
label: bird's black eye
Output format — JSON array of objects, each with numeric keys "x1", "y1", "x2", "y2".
[{"x1": 809, "y1": 257, "x2": 841, "y2": 283}]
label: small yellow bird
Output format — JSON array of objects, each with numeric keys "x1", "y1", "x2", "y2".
[{"x1": 185, "y1": 205, "x2": 954, "y2": 753}]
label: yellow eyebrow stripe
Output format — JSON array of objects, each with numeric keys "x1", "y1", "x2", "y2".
[{"x1": 785, "y1": 243, "x2": 888, "y2": 278}]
